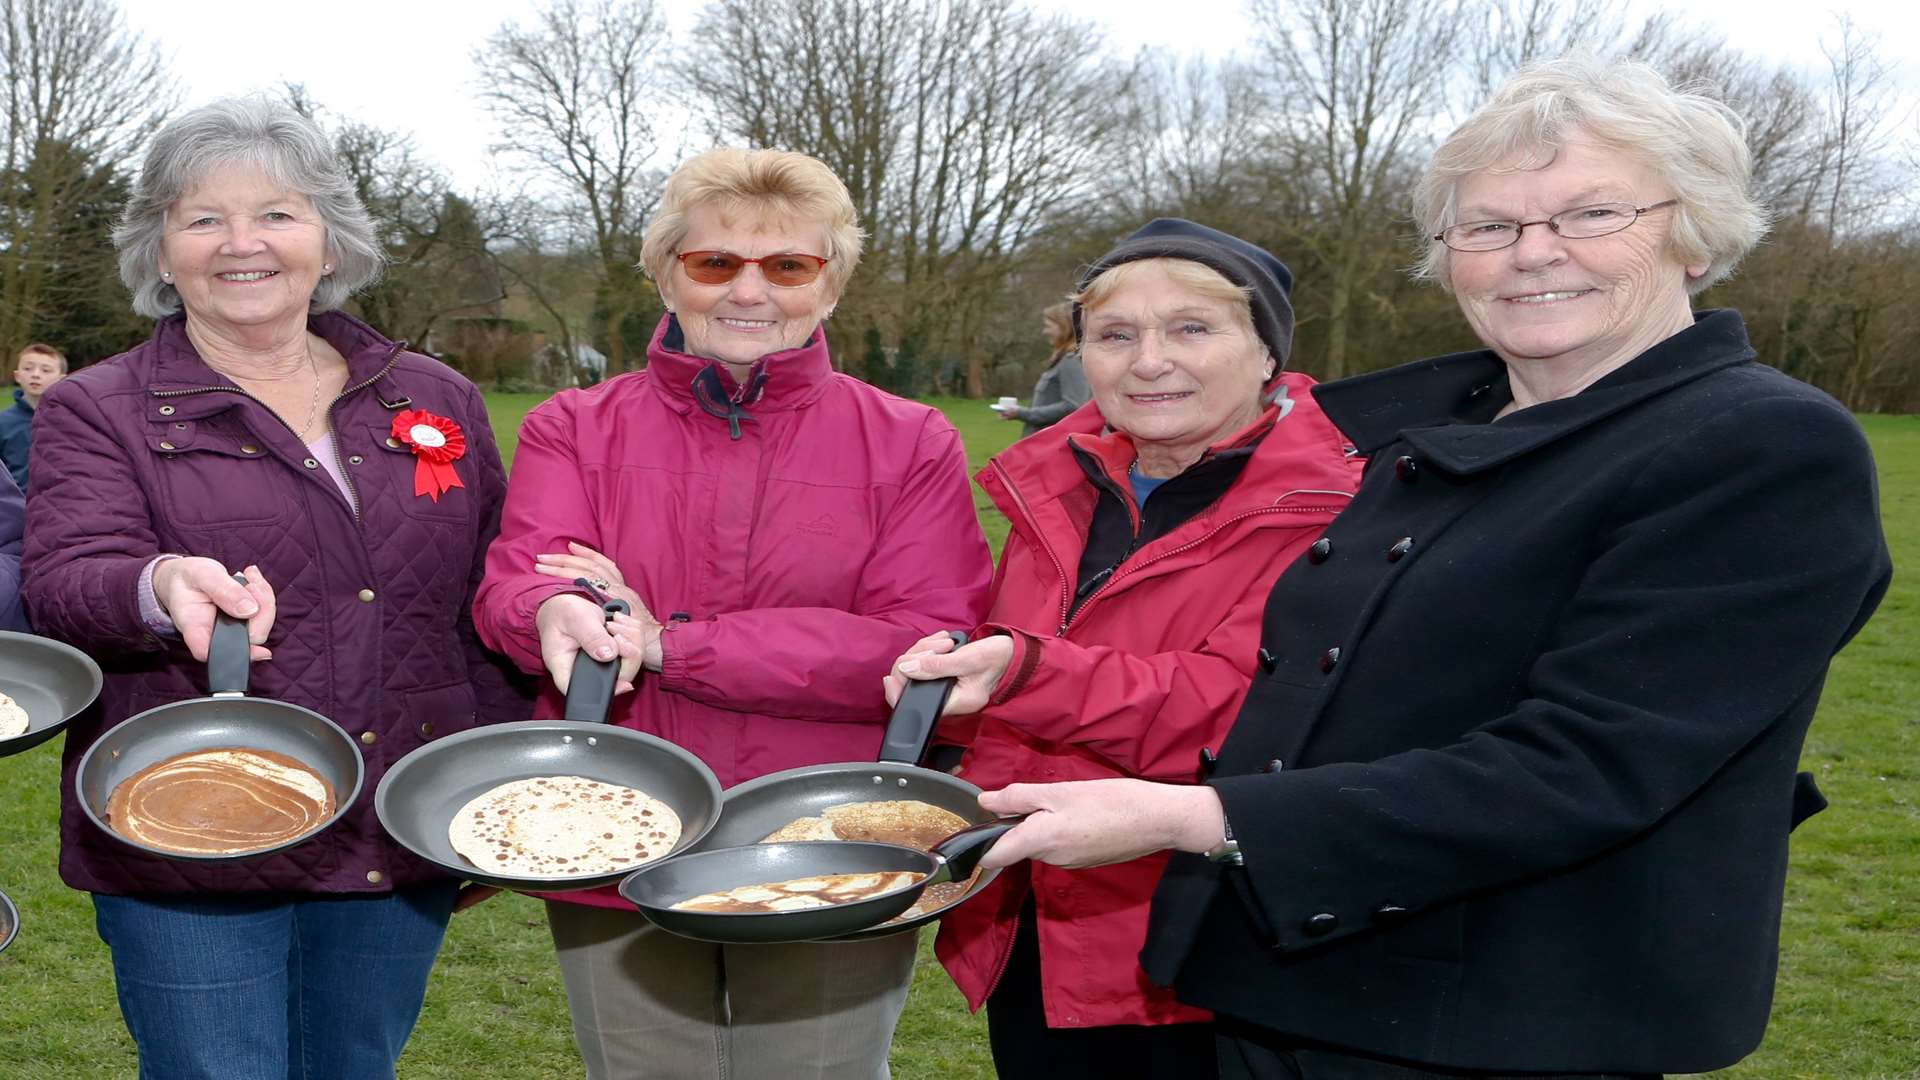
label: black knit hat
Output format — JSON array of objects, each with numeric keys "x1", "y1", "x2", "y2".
[{"x1": 1073, "y1": 218, "x2": 1296, "y2": 371}]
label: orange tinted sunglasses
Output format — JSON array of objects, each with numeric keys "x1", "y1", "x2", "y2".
[{"x1": 676, "y1": 250, "x2": 829, "y2": 287}]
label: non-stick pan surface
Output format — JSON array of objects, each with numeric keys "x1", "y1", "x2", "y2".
[
  {"x1": 0, "y1": 888, "x2": 17, "y2": 954},
  {"x1": 74, "y1": 612, "x2": 364, "y2": 861},
  {"x1": 375, "y1": 622, "x2": 723, "y2": 892},
  {"x1": 620, "y1": 820, "x2": 1015, "y2": 943},
  {"x1": 0, "y1": 631, "x2": 103, "y2": 758}
]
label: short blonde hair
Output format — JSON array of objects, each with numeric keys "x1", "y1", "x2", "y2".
[
  {"x1": 1072, "y1": 258, "x2": 1255, "y2": 334},
  {"x1": 640, "y1": 148, "x2": 864, "y2": 298},
  {"x1": 1413, "y1": 55, "x2": 1767, "y2": 295}
]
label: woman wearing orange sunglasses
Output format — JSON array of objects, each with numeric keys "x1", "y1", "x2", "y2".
[{"x1": 472, "y1": 147, "x2": 994, "y2": 1080}]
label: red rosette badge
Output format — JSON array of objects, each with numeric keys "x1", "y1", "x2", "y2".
[{"x1": 391, "y1": 409, "x2": 467, "y2": 502}]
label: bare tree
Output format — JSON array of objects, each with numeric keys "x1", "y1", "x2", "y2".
[
  {"x1": 1099, "y1": 52, "x2": 1273, "y2": 227},
  {"x1": 0, "y1": 0, "x2": 173, "y2": 358},
  {"x1": 475, "y1": 0, "x2": 669, "y2": 375},
  {"x1": 1249, "y1": 0, "x2": 1463, "y2": 378},
  {"x1": 689, "y1": 0, "x2": 1126, "y2": 394},
  {"x1": 1461, "y1": 0, "x2": 1630, "y2": 104},
  {"x1": 280, "y1": 86, "x2": 511, "y2": 352}
]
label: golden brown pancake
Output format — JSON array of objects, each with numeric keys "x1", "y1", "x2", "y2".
[
  {"x1": 759, "y1": 815, "x2": 838, "y2": 843},
  {"x1": 106, "y1": 747, "x2": 335, "y2": 856},
  {"x1": 448, "y1": 776, "x2": 681, "y2": 878},
  {"x1": 0, "y1": 691, "x2": 28, "y2": 738},
  {"x1": 672, "y1": 870, "x2": 925, "y2": 914}
]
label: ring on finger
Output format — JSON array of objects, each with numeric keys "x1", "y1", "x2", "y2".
[{"x1": 583, "y1": 576, "x2": 612, "y2": 591}]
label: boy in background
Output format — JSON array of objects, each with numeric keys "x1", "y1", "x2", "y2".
[{"x1": 1, "y1": 343, "x2": 67, "y2": 492}]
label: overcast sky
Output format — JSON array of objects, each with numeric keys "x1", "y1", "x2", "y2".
[{"x1": 119, "y1": 0, "x2": 1916, "y2": 186}]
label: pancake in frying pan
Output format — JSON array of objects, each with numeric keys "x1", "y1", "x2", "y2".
[
  {"x1": 448, "y1": 775, "x2": 682, "y2": 878},
  {"x1": 106, "y1": 747, "x2": 336, "y2": 855},
  {"x1": 672, "y1": 870, "x2": 926, "y2": 913},
  {"x1": 759, "y1": 800, "x2": 981, "y2": 920},
  {"x1": 0, "y1": 691, "x2": 29, "y2": 738}
]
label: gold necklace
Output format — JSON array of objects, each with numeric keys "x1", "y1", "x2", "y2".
[{"x1": 293, "y1": 340, "x2": 323, "y2": 440}]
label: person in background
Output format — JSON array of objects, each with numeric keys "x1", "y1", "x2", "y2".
[
  {"x1": 473, "y1": 147, "x2": 993, "y2": 1080},
  {"x1": 966, "y1": 56, "x2": 1891, "y2": 1079},
  {"x1": 887, "y1": 219, "x2": 1361, "y2": 1079},
  {"x1": 0, "y1": 469, "x2": 24, "y2": 631},
  {"x1": 22, "y1": 97, "x2": 525, "y2": 1080},
  {"x1": 1, "y1": 342, "x2": 68, "y2": 491},
  {"x1": 999, "y1": 301, "x2": 1090, "y2": 437}
]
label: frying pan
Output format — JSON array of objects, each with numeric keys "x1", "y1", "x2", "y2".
[
  {"x1": 0, "y1": 630, "x2": 103, "y2": 758},
  {"x1": 687, "y1": 633, "x2": 998, "y2": 939},
  {"x1": 0, "y1": 888, "x2": 16, "y2": 954},
  {"x1": 75, "y1": 606, "x2": 364, "y2": 861},
  {"x1": 619, "y1": 818, "x2": 1018, "y2": 943},
  {"x1": 374, "y1": 598, "x2": 722, "y2": 892}
]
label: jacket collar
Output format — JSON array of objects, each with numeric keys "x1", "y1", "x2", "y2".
[
  {"x1": 143, "y1": 311, "x2": 409, "y2": 418},
  {"x1": 644, "y1": 313, "x2": 835, "y2": 415},
  {"x1": 9, "y1": 387, "x2": 28, "y2": 413},
  {"x1": 1314, "y1": 309, "x2": 1754, "y2": 475}
]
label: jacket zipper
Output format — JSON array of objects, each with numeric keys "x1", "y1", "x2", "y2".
[
  {"x1": 152, "y1": 343, "x2": 405, "y2": 524},
  {"x1": 1061, "y1": 502, "x2": 1343, "y2": 636},
  {"x1": 988, "y1": 459, "x2": 1076, "y2": 634}
]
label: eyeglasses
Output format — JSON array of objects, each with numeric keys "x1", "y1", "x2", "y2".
[
  {"x1": 675, "y1": 250, "x2": 829, "y2": 287},
  {"x1": 1435, "y1": 200, "x2": 1679, "y2": 252}
]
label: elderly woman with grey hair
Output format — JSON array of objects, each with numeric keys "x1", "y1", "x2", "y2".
[
  {"x1": 21, "y1": 97, "x2": 526, "y2": 1080},
  {"x1": 966, "y1": 56, "x2": 1890, "y2": 1078}
]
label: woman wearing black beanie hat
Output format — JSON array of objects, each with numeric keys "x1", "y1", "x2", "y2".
[{"x1": 886, "y1": 219, "x2": 1361, "y2": 1078}]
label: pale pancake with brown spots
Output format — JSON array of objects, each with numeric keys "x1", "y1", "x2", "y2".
[{"x1": 449, "y1": 776, "x2": 681, "y2": 878}]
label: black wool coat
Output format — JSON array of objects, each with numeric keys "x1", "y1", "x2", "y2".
[{"x1": 1142, "y1": 311, "x2": 1892, "y2": 1075}]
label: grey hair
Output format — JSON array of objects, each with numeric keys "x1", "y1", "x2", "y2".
[
  {"x1": 1412, "y1": 55, "x2": 1768, "y2": 295},
  {"x1": 114, "y1": 96, "x2": 385, "y2": 318}
]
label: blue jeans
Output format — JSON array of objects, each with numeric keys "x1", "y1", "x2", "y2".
[{"x1": 92, "y1": 882, "x2": 460, "y2": 1080}]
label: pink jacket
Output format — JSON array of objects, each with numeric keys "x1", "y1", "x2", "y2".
[
  {"x1": 935, "y1": 374, "x2": 1363, "y2": 1027},
  {"x1": 473, "y1": 317, "x2": 993, "y2": 907}
]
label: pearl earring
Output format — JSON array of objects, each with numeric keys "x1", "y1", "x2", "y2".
[
  {"x1": 323, "y1": 263, "x2": 333, "y2": 273},
  {"x1": 161, "y1": 271, "x2": 173, "y2": 283}
]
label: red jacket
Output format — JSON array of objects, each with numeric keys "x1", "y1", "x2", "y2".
[
  {"x1": 935, "y1": 373, "x2": 1362, "y2": 1028},
  {"x1": 473, "y1": 316, "x2": 993, "y2": 907}
]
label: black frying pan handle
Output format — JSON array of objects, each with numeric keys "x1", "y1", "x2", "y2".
[
  {"x1": 929, "y1": 816, "x2": 1023, "y2": 884},
  {"x1": 878, "y1": 631, "x2": 968, "y2": 765},
  {"x1": 562, "y1": 596, "x2": 632, "y2": 724},
  {"x1": 207, "y1": 571, "x2": 254, "y2": 695}
]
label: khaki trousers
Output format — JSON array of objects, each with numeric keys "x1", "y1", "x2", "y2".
[{"x1": 545, "y1": 900, "x2": 919, "y2": 1080}]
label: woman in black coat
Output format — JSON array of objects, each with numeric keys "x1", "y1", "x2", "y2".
[{"x1": 967, "y1": 56, "x2": 1892, "y2": 1079}]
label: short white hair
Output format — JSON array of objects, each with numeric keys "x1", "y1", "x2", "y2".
[{"x1": 1413, "y1": 55, "x2": 1768, "y2": 295}]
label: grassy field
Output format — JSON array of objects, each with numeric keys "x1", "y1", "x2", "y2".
[{"x1": 0, "y1": 401, "x2": 1911, "y2": 1078}]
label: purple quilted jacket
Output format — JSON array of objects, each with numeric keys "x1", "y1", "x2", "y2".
[{"x1": 22, "y1": 312, "x2": 531, "y2": 895}]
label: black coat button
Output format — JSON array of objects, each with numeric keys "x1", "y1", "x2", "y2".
[
  {"x1": 1261, "y1": 758, "x2": 1285, "y2": 774},
  {"x1": 1372, "y1": 904, "x2": 1409, "y2": 924},
  {"x1": 1394, "y1": 455, "x2": 1419, "y2": 482},
  {"x1": 1306, "y1": 537, "x2": 1332, "y2": 564},
  {"x1": 1387, "y1": 537, "x2": 1413, "y2": 562},
  {"x1": 1257, "y1": 647, "x2": 1277, "y2": 673},
  {"x1": 1303, "y1": 912, "x2": 1339, "y2": 936},
  {"x1": 1318, "y1": 647, "x2": 1341, "y2": 673}
]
